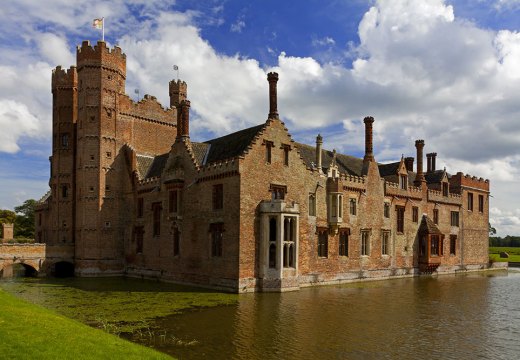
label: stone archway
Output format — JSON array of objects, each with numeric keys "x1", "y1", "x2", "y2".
[
  {"x1": 53, "y1": 261, "x2": 75, "y2": 277},
  {"x1": 1, "y1": 262, "x2": 38, "y2": 278}
]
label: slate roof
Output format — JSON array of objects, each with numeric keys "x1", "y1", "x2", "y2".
[
  {"x1": 378, "y1": 162, "x2": 400, "y2": 177},
  {"x1": 418, "y1": 215, "x2": 442, "y2": 235},
  {"x1": 136, "y1": 153, "x2": 169, "y2": 179},
  {"x1": 296, "y1": 142, "x2": 364, "y2": 176},
  {"x1": 191, "y1": 142, "x2": 210, "y2": 165},
  {"x1": 425, "y1": 170, "x2": 445, "y2": 184},
  {"x1": 202, "y1": 124, "x2": 265, "y2": 165}
]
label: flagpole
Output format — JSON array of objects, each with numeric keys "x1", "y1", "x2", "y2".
[{"x1": 102, "y1": 17, "x2": 105, "y2": 42}]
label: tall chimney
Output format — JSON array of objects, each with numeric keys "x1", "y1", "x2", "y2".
[
  {"x1": 426, "y1": 153, "x2": 432, "y2": 173},
  {"x1": 404, "y1": 157, "x2": 414, "y2": 172},
  {"x1": 316, "y1": 134, "x2": 323, "y2": 171},
  {"x1": 363, "y1": 116, "x2": 375, "y2": 162},
  {"x1": 414, "y1": 140, "x2": 425, "y2": 185},
  {"x1": 431, "y1": 152, "x2": 437, "y2": 172},
  {"x1": 177, "y1": 99, "x2": 190, "y2": 139},
  {"x1": 267, "y1": 72, "x2": 279, "y2": 119}
]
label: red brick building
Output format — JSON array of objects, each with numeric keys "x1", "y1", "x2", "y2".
[{"x1": 36, "y1": 41, "x2": 490, "y2": 292}]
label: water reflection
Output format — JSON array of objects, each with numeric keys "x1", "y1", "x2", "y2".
[{"x1": 157, "y1": 272, "x2": 520, "y2": 360}]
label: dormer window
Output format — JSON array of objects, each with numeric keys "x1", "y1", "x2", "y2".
[
  {"x1": 399, "y1": 174, "x2": 407, "y2": 190},
  {"x1": 442, "y1": 182, "x2": 449, "y2": 197}
]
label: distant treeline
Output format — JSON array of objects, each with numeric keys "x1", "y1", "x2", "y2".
[{"x1": 489, "y1": 236, "x2": 520, "y2": 247}]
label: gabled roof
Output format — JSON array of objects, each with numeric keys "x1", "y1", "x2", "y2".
[
  {"x1": 378, "y1": 162, "x2": 400, "y2": 177},
  {"x1": 202, "y1": 123, "x2": 265, "y2": 164},
  {"x1": 418, "y1": 215, "x2": 442, "y2": 235},
  {"x1": 425, "y1": 170, "x2": 447, "y2": 184},
  {"x1": 296, "y1": 142, "x2": 364, "y2": 176},
  {"x1": 136, "y1": 153, "x2": 169, "y2": 179},
  {"x1": 191, "y1": 142, "x2": 210, "y2": 165}
]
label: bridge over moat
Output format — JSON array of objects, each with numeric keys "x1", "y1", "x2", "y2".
[{"x1": 0, "y1": 244, "x2": 75, "y2": 278}]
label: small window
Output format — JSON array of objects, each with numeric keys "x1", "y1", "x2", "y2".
[
  {"x1": 478, "y1": 195, "x2": 484, "y2": 213},
  {"x1": 173, "y1": 227, "x2": 180, "y2": 256},
  {"x1": 396, "y1": 206, "x2": 405, "y2": 233},
  {"x1": 399, "y1": 174, "x2": 407, "y2": 190},
  {"x1": 89, "y1": 186, "x2": 94, "y2": 192},
  {"x1": 107, "y1": 75, "x2": 112, "y2": 80},
  {"x1": 265, "y1": 140, "x2": 273, "y2": 164},
  {"x1": 451, "y1": 211, "x2": 459, "y2": 227},
  {"x1": 61, "y1": 133, "x2": 69, "y2": 148},
  {"x1": 430, "y1": 235, "x2": 441, "y2": 256},
  {"x1": 90, "y1": 155, "x2": 95, "y2": 161},
  {"x1": 282, "y1": 144, "x2": 290, "y2": 166},
  {"x1": 433, "y1": 209, "x2": 439, "y2": 225},
  {"x1": 135, "y1": 226, "x2": 144, "y2": 253},
  {"x1": 270, "y1": 184, "x2": 286, "y2": 200},
  {"x1": 106, "y1": 152, "x2": 112, "y2": 158},
  {"x1": 467, "y1": 192, "x2": 474, "y2": 211},
  {"x1": 137, "y1": 197, "x2": 144, "y2": 218},
  {"x1": 104, "y1": 221, "x2": 111, "y2": 228},
  {"x1": 349, "y1": 198, "x2": 357, "y2": 216},
  {"x1": 450, "y1": 235, "x2": 457, "y2": 255},
  {"x1": 361, "y1": 230, "x2": 370, "y2": 256},
  {"x1": 384, "y1": 203, "x2": 390, "y2": 218},
  {"x1": 152, "y1": 202, "x2": 162, "y2": 236},
  {"x1": 317, "y1": 228, "x2": 328, "y2": 258},
  {"x1": 210, "y1": 223, "x2": 224, "y2": 257},
  {"x1": 105, "y1": 185, "x2": 110, "y2": 192},
  {"x1": 412, "y1": 206, "x2": 419, "y2": 223},
  {"x1": 442, "y1": 183, "x2": 449, "y2": 197},
  {"x1": 213, "y1": 184, "x2": 224, "y2": 210},
  {"x1": 382, "y1": 231, "x2": 390, "y2": 255},
  {"x1": 169, "y1": 190, "x2": 178, "y2": 213},
  {"x1": 309, "y1": 194, "x2": 316, "y2": 216},
  {"x1": 62, "y1": 185, "x2": 68, "y2": 198},
  {"x1": 339, "y1": 229, "x2": 349, "y2": 257}
]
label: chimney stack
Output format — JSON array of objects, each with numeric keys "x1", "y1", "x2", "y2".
[
  {"x1": 431, "y1": 152, "x2": 437, "y2": 172},
  {"x1": 316, "y1": 134, "x2": 323, "y2": 171},
  {"x1": 426, "y1": 153, "x2": 432, "y2": 173},
  {"x1": 414, "y1": 140, "x2": 425, "y2": 185},
  {"x1": 177, "y1": 99, "x2": 190, "y2": 139},
  {"x1": 363, "y1": 116, "x2": 375, "y2": 162},
  {"x1": 404, "y1": 157, "x2": 414, "y2": 172},
  {"x1": 267, "y1": 72, "x2": 279, "y2": 119}
]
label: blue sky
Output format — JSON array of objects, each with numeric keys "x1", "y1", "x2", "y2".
[{"x1": 1, "y1": 0, "x2": 520, "y2": 235}]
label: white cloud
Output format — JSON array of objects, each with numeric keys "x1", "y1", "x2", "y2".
[
  {"x1": 231, "y1": 19, "x2": 246, "y2": 33},
  {"x1": 0, "y1": 100, "x2": 41, "y2": 153},
  {"x1": 312, "y1": 36, "x2": 336, "y2": 47}
]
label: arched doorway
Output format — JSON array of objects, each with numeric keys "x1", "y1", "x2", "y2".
[{"x1": 54, "y1": 261, "x2": 75, "y2": 277}]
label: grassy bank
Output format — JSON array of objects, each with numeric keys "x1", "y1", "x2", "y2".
[
  {"x1": 0, "y1": 289, "x2": 172, "y2": 359},
  {"x1": 489, "y1": 247, "x2": 520, "y2": 262}
]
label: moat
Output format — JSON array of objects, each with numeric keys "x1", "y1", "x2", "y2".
[{"x1": 1, "y1": 271, "x2": 519, "y2": 359}]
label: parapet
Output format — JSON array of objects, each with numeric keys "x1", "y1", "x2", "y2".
[
  {"x1": 52, "y1": 66, "x2": 78, "y2": 89},
  {"x1": 450, "y1": 172, "x2": 490, "y2": 192},
  {"x1": 76, "y1": 40, "x2": 126, "y2": 76}
]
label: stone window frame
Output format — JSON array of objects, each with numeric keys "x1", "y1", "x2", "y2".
[
  {"x1": 317, "y1": 227, "x2": 328, "y2": 258},
  {"x1": 450, "y1": 211, "x2": 459, "y2": 227},
  {"x1": 264, "y1": 140, "x2": 274, "y2": 164},
  {"x1": 384, "y1": 202, "x2": 390, "y2": 218},
  {"x1": 152, "y1": 202, "x2": 162, "y2": 237},
  {"x1": 308, "y1": 193, "x2": 316, "y2": 217},
  {"x1": 399, "y1": 174, "x2": 407, "y2": 190},
  {"x1": 210, "y1": 222, "x2": 224, "y2": 257},
  {"x1": 137, "y1": 197, "x2": 144, "y2": 218},
  {"x1": 396, "y1": 206, "x2": 405, "y2": 234},
  {"x1": 450, "y1": 235, "x2": 457, "y2": 255},
  {"x1": 478, "y1": 194, "x2": 484, "y2": 213},
  {"x1": 349, "y1": 198, "x2": 357, "y2": 216},
  {"x1": 361, "y1": 229, "x2": 371, "y2": 256},
  {"x1": 381, "y1": 230, "x2": 391, "y2": 256},
  {"x1": 433, "y1": 209, "x2": 439, "y2": 225},
  {"x1": 339, "y1": 228, "x2": 350, "y2": 257},
  {"x1": 412, "y1": 206, "x2": 419, "y2": 223},
  {"x1": 270, "y1": 184, "x2": 287, "y2": 200},
  {"x1": 281, "y1": 144, "x2": 291, "y2": 166},
  {"x1": 467, "y1": 192, "x2": 474, "y2": 211}
]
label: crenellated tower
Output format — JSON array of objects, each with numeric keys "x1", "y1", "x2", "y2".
[
  {"x1": 48, "y1": 65, "x2": 78, "y2": 245},
  {"x1": 75, "y1": 40, "x2": 127, "y2": 274}
]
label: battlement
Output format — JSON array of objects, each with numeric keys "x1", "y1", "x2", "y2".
[
  {"x1": 76, "y1": 40, "x2": 126, "y2": 76},
  {"x1": 385, "y1": 181, "x2": 423, "y2": 198},
  {"x1": 52, "y1": 66, "x2": 78, "y2": 89},
  {"x1": 450, "y1": 172, "x2": 490, "y2": 192},
  {"x1": 427, "y1": 188, "x2": 462, "y2": 205},
  {"x1": 169, "y1": 79, "x2": 188, "y2": 108}
]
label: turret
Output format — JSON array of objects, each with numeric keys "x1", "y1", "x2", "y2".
[{"x1": 169, "y1": 80, "x2": 187, "y2": 108}]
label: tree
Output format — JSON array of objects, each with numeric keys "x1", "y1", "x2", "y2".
[
  {"x1": 14, "y1": 199, "x2": 37, "y2": 238},
  {"x1": 0, "y1": 209, "x2": 16, "y2": 224},
  {"x1": 489, "y1": 223, "x2": 497, "y2": 236}
]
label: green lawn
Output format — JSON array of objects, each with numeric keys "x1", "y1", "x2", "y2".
[
  {"x1": 0, "y1": 289, "x2": 172, "y2": 359},
  {"x1": 489, "y1": 247, "x2": 520, "y2": 262}
]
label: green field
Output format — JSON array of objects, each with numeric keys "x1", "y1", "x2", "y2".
[
  {"x1": 489, "y1": 247, "x2": 520, "y2": 262},
  {"x1": 0, "y1": 289, "x2": 172, "y2": 359}
]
